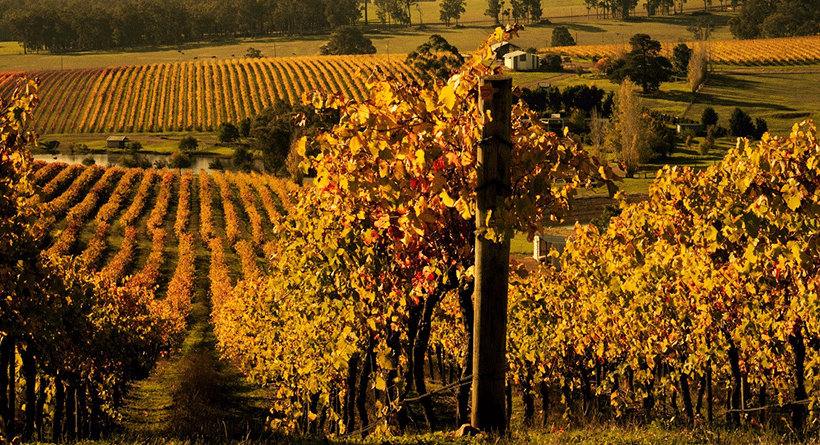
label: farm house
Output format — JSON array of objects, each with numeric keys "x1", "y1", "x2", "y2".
[
  {"x1": 491, "y1": 41, "x2": 521, "y2": 60},
  {"x1": 503, "y1": 50, "x2": 540, "y2": 71},
  {"x1": 106, "y1": 135, "x2": 130, "y2": 148}
]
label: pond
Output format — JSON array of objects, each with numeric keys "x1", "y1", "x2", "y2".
[{"x1": 32, "y1": 152, "x2": 234, "y2": 173}]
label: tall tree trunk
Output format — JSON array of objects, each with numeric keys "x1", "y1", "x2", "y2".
[
  {"x1": 726, "y1": 334, "x2": 742, "y2": 426},
  {"x1": 356, "y1": 345, "x2": 374, "y2": 437},
  {"x1": 7, "y1": 345, "x2": 15, "y2": 439},
  {"x1": 36, "y1": 376, "x2": 46, "y2": 442},
  {"x1": 521, "y1": 368, "x2": 534, "y2": 426},
  {"x1": 52, "y1": 374, "x2": 63, "y2": 443},
  {"x1": 78, "y1": 384, "x2": 87, "y2": 439},
  {"x1": 21, "y1": 346, "x2": 36, "y2": 441},
  {"x1": 0, "y1": 337, "x2": 10, "y2": 434},
  {"x1": 88, "y1": 387, "x2": 102, "y2": 440},
  {"x1": 404, "y1": 305, "x2": 422, "y2": 395},
  {"x1": 679, "y1": 371, "x2": 694, "y2": 423},
  {"x1": 456, "y1": 279, "x2": 474, "y2": 425},
  {"x1": 436, "y1": 345, "x2": 445, "y2": 384},
  {"x1": 343, "y1": 352, "x2": 360, "y2": 435},
  {"x1": 789, "y1": 321, "x2": 807, "y2": 436},
  {"x1": 412, "y1": 290, "x2": 443, "y2": 431},
  {"x1": 540, "y1": 381, "x2": 549, "y2": 426},
  {"x1": 65, "y1": 383, "x2": 76, "y2": 442}
]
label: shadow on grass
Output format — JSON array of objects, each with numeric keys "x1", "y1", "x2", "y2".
[
  {"x1": 551, "y1": 22, "x2": 607, "y2": 33},
  {"x1": 629, "y1": 12, "x2": 733, "y2": 28},
  {"x1": 647, "y1": 89, "x2": 694, "y2": 104}
]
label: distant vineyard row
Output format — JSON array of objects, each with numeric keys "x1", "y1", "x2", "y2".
[
  {"x1": 548, "y1": 35, "x2": 820, "y2": 66},
  {"x1": 0, "y1": 55, "x2": 416, "y2": 135}
]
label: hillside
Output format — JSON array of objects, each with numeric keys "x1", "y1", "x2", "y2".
[
  {"x1": 0, "y1": 55, "x2": 416, "y2": 135},
  {"x1": 547, "y1": 35, "x2": 820, "y2": 65}
]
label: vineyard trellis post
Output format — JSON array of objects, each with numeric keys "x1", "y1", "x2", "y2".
[{"x1": 472, "y1": 75, "x2": 512, "y2": 434}]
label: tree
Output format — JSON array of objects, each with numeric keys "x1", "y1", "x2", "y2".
[
  {"x1": 232, "y1": 146, "x2": 254, "y2": 171},
  {"x1": 325, "y1": 0, "x2": 362, "y2": 28},
  {"x1": 701, "y1": 107, "x2": 719, "y2": 127},
  {"x1": 178, "y1": 136, "x2": 198, "y2": 152},
  {"x1": 405, "y1": 35, "x2": 464, "y2": 83},
  {"x1": 168, "y1": 151, "x2": 192, "y2": 168},
  {"x1": 688, "y1": 41, "x2": 709, "y2": 92},
  {"x1": 729, "y1": 107, "x2": 755, "y2": 137},
  {"x1": 239, "y1": 118, "x2": 252, "y2": 138},
  {"x1": 551, "y1": 27, "x2": 575, "y2": 46},
  {"x1": 218, "y1": 122, "x2": 240, "y2": 143},
  {"x1": 753, "y1": 117, "x2": 768, "y2": 140},
  {"x1": 729, "y1": 0, "x2": 820, "y2": 39},
  {"x1": 439, "y1": 0, "x2": 466, "y2": 25},
  {"x1": 245, "y1": 47, "x2": 263, "y2": 58},
  {"x1": 485, "y1": 0, "x2": 504, "y2": 23},
  {"x1": 607, "y1": 33, "x2": 672, "y2": 94},
  {"x1": 211, "y1": 25, "x2": 613, "y2": 434},
  {"x1": 319, "y1": 26, "x2": 375, "y2": 55},
  {"x1": 671, "y1": 43, "x2": 692, "y2": 75},
  {"x1": 541, "y1": 53, "x2": 563, "y2": 72},
  {"x1": 606, "y1": 78, "x2": 648, "y2": 176}
]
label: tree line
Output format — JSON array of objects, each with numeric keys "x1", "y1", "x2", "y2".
[{"x1": 0, "y1": 0, "x2": 360, "y2": 52}]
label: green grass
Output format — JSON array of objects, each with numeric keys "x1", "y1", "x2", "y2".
[
  {"x1": 38, "y1": 132, "x2": 236, "y2": 157},
  {"x1": 686, "y1": 68, "x2": 820, "y2": 136}
]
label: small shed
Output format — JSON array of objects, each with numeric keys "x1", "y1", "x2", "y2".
[
  {"x1": 106, "y1": 136, "x2": 130, "y2": 148},
  {"x1": 503, "y1": 50, "x2": 540, "y2": 71},
  {"x1": 676, "y1": 123, "x2": 703, "y2": 134},
  {"x1": 491, "y1": 41, "x2": 521, "y2": 60}
]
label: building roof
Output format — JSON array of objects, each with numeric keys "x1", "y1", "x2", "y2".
[
  {"x1": 106, "y1": 136, "x2": 130, "y2": 142},
  {"x1": 503, "y1": 50, "x2": 531, "y2": 58},
  {"x1": 490, "y1": 41, "x2": 520, "y2": 51}
]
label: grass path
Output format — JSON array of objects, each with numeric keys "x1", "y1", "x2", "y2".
[{"x1": 120, "y1": 177, "x2": 270, "y2": 441}]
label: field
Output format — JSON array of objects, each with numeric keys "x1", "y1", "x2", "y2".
[
  {"x1": 550, "y1": 35, "x2": 820, "y2": 65},
  {"x1": 0, "y1": 38, "x2": 817, "y2": 139},
  {"x1": 0, "y1": 55, "x2": 417, "y2": 134}
]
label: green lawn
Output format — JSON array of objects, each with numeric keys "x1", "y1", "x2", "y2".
[{"x1": 40, "y1": 132, "x2": 236, "y2": 157}]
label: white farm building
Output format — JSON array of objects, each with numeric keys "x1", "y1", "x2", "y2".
[{"x1": 503, "y1": 51, "x2": 539, "y2": 71}]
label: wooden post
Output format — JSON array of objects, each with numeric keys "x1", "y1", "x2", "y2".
[{"x1": 471, "y1": 75, "x2": 512, "y2": 434}]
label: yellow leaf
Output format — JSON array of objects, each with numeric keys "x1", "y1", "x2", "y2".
[
  {"x1": 440, "y1": 190, "x2": 455, "y2": 207},
  {"x1": 295, "y1": 136, "x2": 307, "y2": 157},
  {"x1": 438, "y1": 85, "x2": 456, "y2": 110}
]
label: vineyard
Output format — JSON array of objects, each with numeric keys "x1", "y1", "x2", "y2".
[
  {"x1": 0, "y1": 55, "x2": 417, "y2": 135},
  {"x1": 6, "y1": 27, "x2": 820, "y2": 445},
  {"x1": 549, "y1": 35, "x2": 820, "y2": 66}
]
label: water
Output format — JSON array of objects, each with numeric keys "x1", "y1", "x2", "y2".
[{"x1": 32, "y1": 152, "x2": 230, "y2": 173}]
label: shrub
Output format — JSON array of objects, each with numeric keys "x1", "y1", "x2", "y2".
[
  {"x1": 701, "y1": 107, "x2": 719, "y2": 128},
  {"x1": 551, "y1": 27, "x2": 575, "y2": 47},
  {"x1": 540, "y1": 54, "x2": 563, "y2": 72},
  {"x1": 729, "y1": 107, "x2": 755, "y2": 137},
  {"x1": 153, "y1": 159, "x2": 167, "y2": 169},
  {"x1": 319, "y1": 26, "x2": 376, "y2": 55},
  {"x1": 233, "y1": 146, "x2": 254, "y2": 171},
  {"x1": 128, "y1": 141, "x2": 143, "y2": 152},
  {"x1": 168, "y1": 151, "x2": 192, "y2": 168},
  {"x1": 208, "y1": 158, "x2": 225, "y2": 170},
  {"x1": 239, "y1": 118, "x2": 252, "y2": 138},
  {"x1": 179, "y1": 136, "x2": 198, "y2": 152},
  {"x1": 119, "y1": 154, "x2": 151, "y2": 168},
  {"x1": 81, "y1": 156, "x2": 96, "y2": 166},
  {"x1": 753, "y1": 117, "x2": 768, "y2": 140},
  {"x1": 699, "y1": 126, "x2": 716, "y2": 155},
  {"x1": 218, "y1": 122, "x2": 240, "y2": 143}
]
